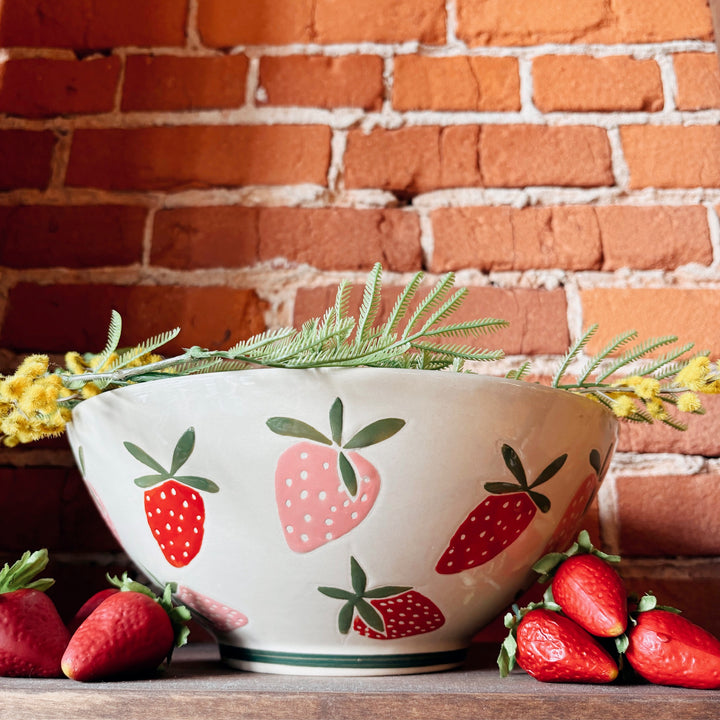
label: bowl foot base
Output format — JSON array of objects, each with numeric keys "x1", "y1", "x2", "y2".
[{"x1": 219, "y1": 644, "x2": 468, "y2": 676}]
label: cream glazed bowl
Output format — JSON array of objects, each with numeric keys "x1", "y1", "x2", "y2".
[{"x1": 65, "y1": 367, "x2": 618, "y2": 676}]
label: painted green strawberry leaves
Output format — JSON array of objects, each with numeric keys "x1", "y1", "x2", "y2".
[
  {"x1": 267, "y1": 397, "x2": 405, "y2": 496},
  {"x1": 124, "y1": 427, "x2": 219, "y2": 494},
  {"x1": 318, "y1": 557, "x2": 410, "y2": 635},
  {"x1": 318, "y1": 557, "x2": 445, "y2": 640}
]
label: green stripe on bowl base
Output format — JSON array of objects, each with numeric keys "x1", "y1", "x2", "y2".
[{"x1": 219, "y1": 645, "x2": 467, "y2": 671}]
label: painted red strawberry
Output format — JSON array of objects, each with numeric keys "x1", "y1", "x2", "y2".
[
  {"x1": 62, "y1": 574, "x2": 191, "y2": 682},
  {"x1": 624, "y1": 597, "x2": 720, "y2": 689},
  {"x1": 534, "y1": 530, "x2": 628, "y2": 638},
  {"x1": 499, "y1": 606, "x2": 618, "y2": 683},
  {"x1": 318, "y1": 556, "x2": 445, "y2": 640},
  {"x1": 175, "y1": 585, "x2": 249, "y2": 634},
  {"x1": 544, "y1": 446, "x2": 612, "y2": 554},
  {"x1": 125, "y1": 427, "x2": 219, "y2": 568},
  {"x1": 0, "y1": 549, "x2": 70, "y2": 678},
  {"x1": 436, "y1": 444, "x2": 567, "y2": 574},
  {"x1": 268, "y1": 398, "x2": 404, "y2": 552}
]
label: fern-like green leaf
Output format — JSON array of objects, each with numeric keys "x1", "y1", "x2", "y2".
[
  {"x1": 355, "y1": 262, "x2": 383, "y2": 344},
  {"x1": 92, "y1": 310, "x2": 123, "y2": 375},
  {"x1": 596, "y1": 335, "x2": 678, "y2": 382},
  {"x1": 105, "y1": 327, "x2": 181, "y2": 377},
  {"x1": 421, "y1": 318, "x2": 509, "y2": 339},
  {"x1": 507, "y1": 361, "x2": 532, "y2": 381},
  {"x1": 401, "y1": 273, "x2": 455, "y2": 340},
  {"x1": 576, "y1": 330, "x2": 638, "y2": 384},
  {"x1": 551, "y1": 324, "x2": 598, "y2": 388},
  {"x1": 381, "y1": 272, "x2": 424, "y2": 338}
]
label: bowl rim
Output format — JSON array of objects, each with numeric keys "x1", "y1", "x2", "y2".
[{"x1": 68, "y1": 366, "x2": 618, "y2": 426}]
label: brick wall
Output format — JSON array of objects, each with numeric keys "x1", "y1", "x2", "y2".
[{"x1": 2, "y1": 0, "x2": 720, "y2": 637}]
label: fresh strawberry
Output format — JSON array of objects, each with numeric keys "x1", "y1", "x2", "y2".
[
  {"x1": 318, "y1": 556, "x2": 445, "y2": 640},
  {"x1": 62, "y1": 573, "x2": 191, "y2": 682},
  {"x1": 68, "y1": 588, "x2": 119, "y2": 634},
  {"x1": 268, "y1": 398, "x2": 404, "y2": 552},
  {"x1": 175, "y1": 585, "x2": 248, "y2": 634},
  {"x1": 544, "y1": 447, "x2": 613, "y2": 554},
  {"x1": 624, "y1": 598, "x2": 720, "y2": 689},
  {"x1": 436, "y1": 444, "x2": 567, "y2": 574},
  {"x1": 499, "y1": 606, "x2": 618, "y2": 683},
  {"x1": 534, "y1": 530, "x2": 628, "y2": 638},
  {"x1": 124, "y1": 427, "x2": 219, "y2": 568},
  {"x1": 0, "y1": 549, "x2": 70, "y2": 677}
]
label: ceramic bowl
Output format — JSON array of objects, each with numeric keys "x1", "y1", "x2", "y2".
[{"x1": 66, "y1": 368, "x2": 618, "y2": 676}]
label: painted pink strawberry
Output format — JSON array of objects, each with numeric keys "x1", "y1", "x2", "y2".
[
  {"x1": 435, "y1": 444, "x2": 567, "y2": 574},
  {"x1": 319, "y1": 557, "x2": 445, "y2": 640},
  {"x1": 175, "y1": 585, "x2": 248, "y2": 634},
  {"x1": 124, "y1": 427, "x2": 219, "y2": 568},
  {"x1": 267, "y1": 398, "x2": 404, "y2": 552},
  {"x1": 544, "y1": 446, "x2": 613, "y2": 554}
]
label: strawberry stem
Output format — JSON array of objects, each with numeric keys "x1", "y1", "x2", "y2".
[
  {"x1": 0, "y1": 549, "x2": 54, "y2": 593},
  {"x1": 317, "y1": 557, "x2": 411, "y2": 635}
]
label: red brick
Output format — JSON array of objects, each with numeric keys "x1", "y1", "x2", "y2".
[
  {"x1": 533, "y1": 55, "x2": 663, "y2": 112},
  {"x1": 0, "y1": 57, "x2": 120, "y2": 118},
  {"x1": 294, "y1": 284, "x2": 569, "y2": 355},
  {"x1": 617, "y1": 394, "x2": 720, "y2": 456},
  {"x1": 65, "y1": 125, "x2": 331, "y2": 191},
  {"x1": 122, "y1": 55, "x2": 248, "y2": 112},
  {"x1": 674, "y1": 52, "x2": 720, "y2": 110},
  {"x1": 456, "y1": 0, "x2": 608, "y2": 45},
  {"x1": 456, "y1": 0, "x2": 711, "y2": 46},
  {"x1": 152, "y1": 206, "x2": 422, "y2": 272},
  {"x1": 197, "y1": 0, "x2": 315, "y2": 46},
  {"x1": 580, "y1": 288, "x2": 720, "y2": 357},
  {"x1": 596, "y1": 205, "x2": 712, "y2": 270},
  {"x1": 621, "y1": 125, "x2": 720, "y2": 189},
  {"x1": 314, "y1": 0, "x2": 446, "y2": 44},
  {"x1": 0, "y1": 0, "x2": 188, "y2": 49},
  {"x1": 392, "y1": 55, "x2": 520, "y2": 112},
  {"x1": 607, "y1": 0, "x2": 713, "y2": 43},
  {"x1": 616, "y1": 474, "x2": 720, "y2": 556},
  {"x1": 0, "y1": 284, "x2": 267, "y2": 355},
  {"x1": 259, "y1": 55, "x2": 383, "y2": 110},
  {"x1": 344, "y1": 126, "x2": 482, "y2": 193},
  {"x1": 0, "y1": 467, "x2": 118, "y2": 552},
  {"x1": 0, "y1": 130, "x2": 56, "y2": 190},
  {"x1": 0, "y1": 205, "x2": 146, "y2": 268},
  {"x1": 152, "y1": 206, "x2": 259, "y2": 269},
  {"x1": 480, "y1": 125, "x2": 614, "y2": 188},
  {"x1": 430, "y1": 206, "x2": 602, "y2": 272}
]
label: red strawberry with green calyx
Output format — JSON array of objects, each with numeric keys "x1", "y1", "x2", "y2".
[
  {"x1": 0, "y1": 549, "x2": 70, "y2": 678},
  {"x1": 318, "y1": 557, "x2": 445, "y2": 640},
  {"x1": 499, "y1": 605, "x2": 619, "y2": 683},
  {"x1": 436, "y1": 444, "x2": 567, "y2": 574},
  {"x1": 623, "y1": 593, "x2": 720, "y2": 689},
  {"x1": 125, "y1": 427, "x2": 219, "y2": 568},
  {"x1": 268, "y1": 398, "x2": 404, "y2": 552},
  {"x1": 62, "y1": 573, "x2": 191, "y2": 682},
  {"x1": 533, "y1": 529, "x2": 628, "y2": 638}
]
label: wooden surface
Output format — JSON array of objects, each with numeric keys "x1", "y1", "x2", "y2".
[{"x1": 1, "y1": 643, "x2": 718, "y2": 720}]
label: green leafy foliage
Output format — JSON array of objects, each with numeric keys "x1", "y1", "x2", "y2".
[{"x1": 58, "y1": 264, "x2": 508, "y2": 394}]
